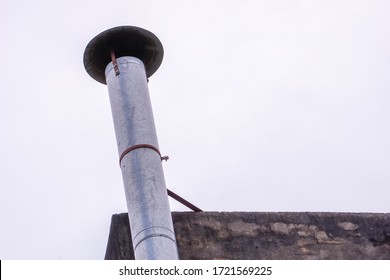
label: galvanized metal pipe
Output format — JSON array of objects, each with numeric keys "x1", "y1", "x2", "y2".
[{"x1": 105, "y1": 56, "x2": 178, "y2": 260}]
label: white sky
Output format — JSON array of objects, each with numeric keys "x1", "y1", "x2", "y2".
[{"x1": 1, "y1": 0, "x2": 389, "y2": 259}]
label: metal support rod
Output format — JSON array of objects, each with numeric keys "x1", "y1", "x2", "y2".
[
  {"x1": 167, "y1": 189, "x2": 203, "y2": 212},
  {"x1": 105, "y1": 56, "x2": 178, "y2": 260},
  {"x1": 110, "y1": 50, "x2": 120, "y2": 76}
]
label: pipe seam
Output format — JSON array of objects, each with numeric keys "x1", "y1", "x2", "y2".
[{"x1": 134, "y1": 234, "x2": 177, "y2": 251}]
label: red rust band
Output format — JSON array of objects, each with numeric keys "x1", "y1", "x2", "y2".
[{"x1": 119, "y1": 144, "x2": 161, "y2": 166}]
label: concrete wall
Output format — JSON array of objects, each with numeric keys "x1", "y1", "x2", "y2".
[{"x1": 105, "y1": 212, "x2": 390, "y2": 260}]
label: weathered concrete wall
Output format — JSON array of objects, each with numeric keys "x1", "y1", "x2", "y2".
[{"x1": 105, "y1": 212, "x2": 390, "y2": 260}]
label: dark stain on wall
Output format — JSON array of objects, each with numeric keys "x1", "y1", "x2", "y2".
[{"x1": 105, "y1": 212, "x2": 390, "y2": 260}]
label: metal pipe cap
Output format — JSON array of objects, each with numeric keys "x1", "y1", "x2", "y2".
[{"x1": 83, "y1": 26, "x2": 164, "y2": 84}]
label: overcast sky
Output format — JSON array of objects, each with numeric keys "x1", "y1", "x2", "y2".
[{"x1": 1, "y1": 0, "x2": 389, "y2": 259}]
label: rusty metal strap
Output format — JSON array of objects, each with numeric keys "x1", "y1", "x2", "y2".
[{"x1": 119, "y1": 144, "x2": 161, "y2": 165}]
